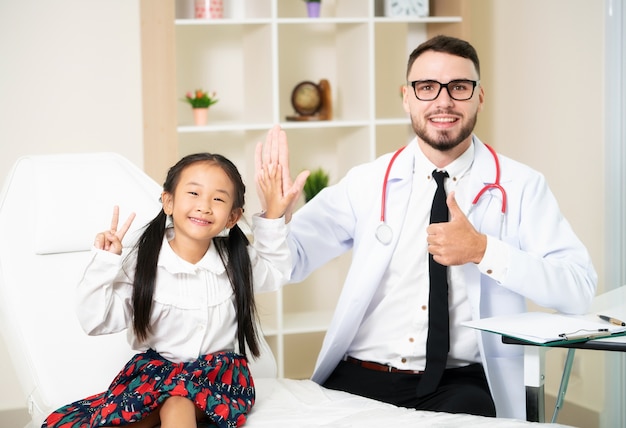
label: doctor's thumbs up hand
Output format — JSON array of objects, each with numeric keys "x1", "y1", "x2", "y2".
[{"x1": 426, "y1": 192, "x2": 487, "y2": 266}]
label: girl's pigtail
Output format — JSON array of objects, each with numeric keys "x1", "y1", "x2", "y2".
[
  {"x1": 215, "y1": 224, "x2": 259, "y2": 357},
  {"x1": 132, "y1": 210, "x2": 167, "y2": 341}
]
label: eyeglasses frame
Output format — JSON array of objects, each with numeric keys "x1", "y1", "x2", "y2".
[{"x1": 409, "y1": 79, "x2": 480, "y2": 101}]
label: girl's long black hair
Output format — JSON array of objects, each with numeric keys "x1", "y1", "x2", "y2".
[{"x1": 131, "y1": 153, "x2": 260, "y2": 357}]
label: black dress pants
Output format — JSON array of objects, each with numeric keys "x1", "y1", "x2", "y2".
[{"x1": 322, "y1": 360, "x2": 497, "y2": 417}]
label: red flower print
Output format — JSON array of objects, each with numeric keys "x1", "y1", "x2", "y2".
[
  {"x1": 207, "y1": 370, "x2": 218, "y2": 383},
  {"x1": 100, "y1": 402, "x2": 118, "y2": 418},
  {"x1": 214, "y1": 403, "x2": 230, "y2": 420},
  {"x1": 222, "y1": 369, "x2": 233, "y2": 384},
  {"x1": 45, "y1": 412, "x2": 63, "y2": 425},
  {"x1": 236, "y1": 413, "x2": 247, "y2": 426},
  {"x1": 171, "y1": 382, "x2": 189, "y2": 397},
  {"x1": 121, "y1": 410, "x2": 136, "y2": 421},
  {"x1": 195, "y1": 390, "x2": 209, "y2": 409},
  {"x1": 238, "y1": 372, "x2": 248, "y2": 387},
  {"x1": 112, "y1": 383, "x2": 126, "y2": 396},
  {"x1": 136, "y1": 381, "x2": 153, "y2": 395}
]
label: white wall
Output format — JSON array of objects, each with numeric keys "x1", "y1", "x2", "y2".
[{"x1": 0, "y1": 0, "x2": 143, "y2": 412}]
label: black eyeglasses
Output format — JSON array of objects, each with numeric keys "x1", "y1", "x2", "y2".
[{"x1": 410, "y1": 79, "x2": 479, "y2": 101}]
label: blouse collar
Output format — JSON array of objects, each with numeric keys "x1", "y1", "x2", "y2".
[{"x1": 157, "y1": 227, "x2": 226, "y2": 275}]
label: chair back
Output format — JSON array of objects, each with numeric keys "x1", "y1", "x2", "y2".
[{"x1": 0, "y1": 153, "x2": 161, "y2": 426}]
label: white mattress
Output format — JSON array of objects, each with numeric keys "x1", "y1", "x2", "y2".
[{"x1": 247, "y1": 378, "x2": 572, "y2": 428}]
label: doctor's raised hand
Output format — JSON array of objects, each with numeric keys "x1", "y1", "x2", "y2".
[
  {"x1": 255, "y1": 125, "x2": 309, "y2": 222},
  {"x1": 94, "y1": 205, "x2": 136, "y2": 255},
  {"x1": 426, "y1": 192, "x2": 487, "y2": 266}
]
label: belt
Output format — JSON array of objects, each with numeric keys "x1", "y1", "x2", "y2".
[{"x1": 345, "y1": 356, "x2": 424, "y2": 374}]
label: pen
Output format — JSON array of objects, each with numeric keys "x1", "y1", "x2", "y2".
[
  {"x1": 598, "y1": 314, "x2": 626, "y2": 326},
  {"x1": 558, "y1": 329, "x2": 609, "y2": 341}
]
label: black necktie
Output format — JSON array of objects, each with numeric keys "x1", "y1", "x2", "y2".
[{"x1": 416, "y1": 170, "x2": 450, "y2": 397}]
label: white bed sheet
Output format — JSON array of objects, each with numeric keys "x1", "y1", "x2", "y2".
[{"x1": 247, "y1": 378, "x2": 572, "y2": 428}]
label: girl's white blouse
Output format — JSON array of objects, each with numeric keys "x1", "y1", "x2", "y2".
[{"x1": 76, "y1": 215, "x2": 291, "y2": 363}]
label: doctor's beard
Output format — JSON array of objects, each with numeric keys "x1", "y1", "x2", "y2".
[{"x1": 412, "y1": 110, "x2": 478, "y2": 152}]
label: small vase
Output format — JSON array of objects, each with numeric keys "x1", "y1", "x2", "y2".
[
  {"x1": 192, "y1": 108, "x2": 209, "y2": 126},
  {"x1": 306, "y1": 2, "x2": 321, "y2": 18}
]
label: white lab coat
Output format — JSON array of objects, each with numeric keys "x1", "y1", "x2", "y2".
[{"x1": 287, "y1": 136, "x2": 597, "y2": 419}]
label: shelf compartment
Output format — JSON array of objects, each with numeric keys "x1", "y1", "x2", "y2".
[
  {"x1": 278, "y1": 22, "x2": 370, "y2": 123},
  {"x1": 176, "y1": 23, "x2": 273, "y2": 127}
]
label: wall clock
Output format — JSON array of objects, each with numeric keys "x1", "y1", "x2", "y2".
[
  {"x1": 286, "y1": 79, "x2": 332, "y2": 121},
  {"x1": 384, "y1": 0, "x2": 429, "y2": 17}
]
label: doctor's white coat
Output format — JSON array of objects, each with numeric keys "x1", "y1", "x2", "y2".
[{"x1": 286, "y1": 136, "x2": 597, "y2": 419}]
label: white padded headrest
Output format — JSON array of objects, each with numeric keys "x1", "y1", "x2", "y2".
[{"x1": 32, "y1": 154, "x2": 162, "y2": 254}]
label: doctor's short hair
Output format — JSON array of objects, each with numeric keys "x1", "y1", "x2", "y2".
[{"x1": 406, "y1": 35, "x2": 481, "y2": 79}]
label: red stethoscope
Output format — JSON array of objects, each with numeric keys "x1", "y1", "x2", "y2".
[{"x1": 375, "y1": 142, "x2": 507, "y2": 245}]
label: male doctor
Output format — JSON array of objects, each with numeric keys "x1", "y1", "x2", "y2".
[{"x1": 255, "y1": 35, "x2": 597, "y2": 419}]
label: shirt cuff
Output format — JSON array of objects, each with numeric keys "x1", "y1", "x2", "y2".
[
  {"x1": 251, "y1": 212, "x2": 287, "y2": 233},
  {"x1": 476, "y1": 235, "x2": 510, "y2": 283},
  {"x1": 91, "y1": 246, "x2": 123, "y2": 264}
]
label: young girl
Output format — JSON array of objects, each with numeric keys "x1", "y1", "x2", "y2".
[{"x1": 43, "y1": 153, "x2": 295, "y2": 428}]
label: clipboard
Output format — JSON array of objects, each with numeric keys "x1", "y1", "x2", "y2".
[{"x1": 462, "y1": 311, "x2": 626, "y2": 346}]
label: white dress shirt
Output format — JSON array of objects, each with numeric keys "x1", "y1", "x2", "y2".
[
  {"x1": 348, "y1": 143, "x2": 482, "y2": 370},
  {"x1": 76, "y1": 215, "x2": 291, "y2": 363}
]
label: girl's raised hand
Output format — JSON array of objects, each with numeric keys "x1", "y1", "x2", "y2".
[
  {"x1": 257, "y1": 162, "x2": 297, "y2": 219},
  {"x1": 255, "y1": 125, "x2": 309, "y2": 222},
  {"x1": 94, "y1": 206, "x2": 136, "y2": 255}
]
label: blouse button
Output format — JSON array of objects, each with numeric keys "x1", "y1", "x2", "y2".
[
  {"x1": 401, "y1": 358, "x2": 407, "y2": 364},
  {"x1": 486, "y1": 269, "x2": 493, "y2": 275},
  {"x1": 421, "y1": 305, "x2": 427, "y2": 311},
  {"x1": 409, "y1": 337, "x2": 415, "y2": 343}
]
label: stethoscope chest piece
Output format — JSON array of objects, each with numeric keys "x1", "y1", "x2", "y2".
[{"x1": 376, "y1": 222, "x2": 393, "y2": 245}]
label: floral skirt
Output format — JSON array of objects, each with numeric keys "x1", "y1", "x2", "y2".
[{"x1": 42, "y1": 349, "x2": 255, "y2": 428}]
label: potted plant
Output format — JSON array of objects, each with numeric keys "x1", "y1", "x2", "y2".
[
  {"x1": 303, "y1": 0, "x2": 321, "y2": 18},
  {"x1": 303, "y1": 168, "x2": 329, "y2": 202},
  {"x1": 181, "y1": 89, "x2": 218, "y2": 126}
]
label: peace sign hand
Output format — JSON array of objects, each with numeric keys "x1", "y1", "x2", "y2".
[{"x1": 94, "y1": 206, "x2": 136, "y2": 255}]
